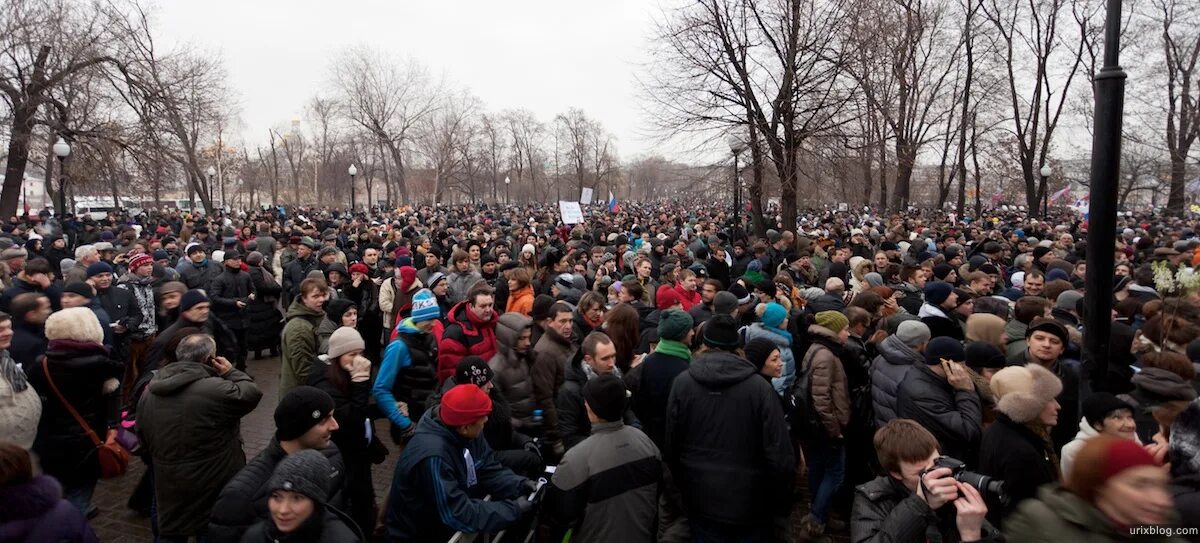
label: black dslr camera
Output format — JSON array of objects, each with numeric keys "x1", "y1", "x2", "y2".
[{"x1": 922, "y1": 456, "x2": 1009, "y2": 506}]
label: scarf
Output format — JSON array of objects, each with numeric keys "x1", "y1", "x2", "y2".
[
  {"x1": 0, "y1": 350, "x2": 28, "y2": 392},
  {"x1": 654, "y1": 339, "x2": 692, "y2": 361},
  {"x1": 583, "y1": 362, "x2": 622, "y2": 381},
  {"x1": 765, "y1": 325, "x2": 793, "y2": 343}
]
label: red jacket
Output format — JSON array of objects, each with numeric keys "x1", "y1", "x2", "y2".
[
  {"x1": 673, "y1": 282, "x2": 701, "y2": 311},
  {"x1": 435, "y1": 301, "x2": 499, "y2": 384}
]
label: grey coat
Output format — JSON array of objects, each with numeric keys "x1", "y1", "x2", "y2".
[{"x1": 870, "y1": 335, "x2": 925, "y2": 427}]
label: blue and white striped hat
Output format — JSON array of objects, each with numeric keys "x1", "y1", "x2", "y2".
[{"x1": 411, "y1": 288, "x2": 440, "y2": 323}]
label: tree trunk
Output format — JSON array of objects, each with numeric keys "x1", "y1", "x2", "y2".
[
  {"x1": 0, "y1": 107, "x2": 36, "y2": 219},
  {"x1": 1167, "y1": 149, "x2": 1190, "y2": 215}
]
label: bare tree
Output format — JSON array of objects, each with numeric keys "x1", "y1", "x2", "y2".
[{"x1": 1150, "y1": 0, "x2": 1200, "y2": 214}]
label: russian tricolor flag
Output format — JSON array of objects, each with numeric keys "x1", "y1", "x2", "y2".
[{"x1": 608, "y1": 191, "x2": 620, "y2": 213}]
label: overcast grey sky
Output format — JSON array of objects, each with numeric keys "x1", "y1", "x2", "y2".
[{"x1": 155, "y1": 0, "x2": 674, "y2": 160}]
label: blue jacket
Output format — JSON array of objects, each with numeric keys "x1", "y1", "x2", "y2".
[
  {"x1": 373, "y1": 319, "x2": 431, "y2": 430},
  {"x1": 385, "y1": 409, "x2": 527, "y2": 542}
]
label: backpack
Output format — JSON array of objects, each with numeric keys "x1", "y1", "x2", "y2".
[{"x1": 788, "y1": 344, "x2": 825, "y2": 439}]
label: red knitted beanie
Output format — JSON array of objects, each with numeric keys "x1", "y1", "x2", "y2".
[
  {"x1": 440, "y1": 384, "x2": 492, "y2": 427},
  {"x1": 1101, "y1": 438, "x2": 1157, "y2": 480}
]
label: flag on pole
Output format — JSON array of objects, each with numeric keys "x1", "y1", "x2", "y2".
[
  {"x1": 608, "y1": 191, "x2": 620, "y2": 213},
  {"x1": 1049, "y1": 185, "x2": 1072, "y2": 204},
  {"x1": 990, "y1": 190, "x2": 1005, "y2": 205}
]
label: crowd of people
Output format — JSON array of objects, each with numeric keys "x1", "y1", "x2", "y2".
[{"x1": 0, "y1": 201, "x2": 1198, "y2": 542}]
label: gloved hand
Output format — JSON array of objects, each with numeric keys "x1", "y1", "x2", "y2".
[
  {"x1": 347, "y1": 355, "x2": 372, "y2": 382},
  {"x1": 515, "y1": 496, "x2": 535, "y2": 515},
  {"x1": 398, "y1": 422, "x2": 417, "y2": 442}
]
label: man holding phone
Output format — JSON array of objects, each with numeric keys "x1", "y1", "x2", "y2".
[{"x1": 896, "y1": 337, "x2": 983, "y2": 463}]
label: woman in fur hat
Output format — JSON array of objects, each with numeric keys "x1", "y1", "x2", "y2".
[{"x1": 977, "y1": 363, "x2": 1063, "y2": 528}]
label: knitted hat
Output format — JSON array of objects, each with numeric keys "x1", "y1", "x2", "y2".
[
  {"x1": 761, "y1": 303, "x2": 787, "y2": 329},
  {"x1": 61, "y1": 281, "x2": 94, "y2": 299},
  {"x1": 657, "y1": 309, "x2": 694, "y2": 341},
  {"x1": 324, "y1": 299, "x2": 357, "y2": 325},
  {"x1": 411, "y1": 289, "x2": 440, "y2": 323},
  {"x1": 1026, "y1": 317, "x2": 1069, "y2": 344},
  {"x1": 702, "y1": 314, "x2": 741, "y2": 349},
  {"x1": 656, "y1": 288, "x2": 681, "y2": 310},
  {"x1": 712, "y1": 291, "x2": 738, "y2": 315},
  {"x1": 923, "y1": 281, "x2": 953, "y2": 306},
  {"x1": 1056, "y1": 290, "x2": 1084, "y2": 312},
  {"x1": 186, "y1": 243, "x2": 206, "y2": 256},
  {"x1": 44, "y1": 307, "x2": 103, "y2": 345},
  {"x1": 180, "y1": 290, "x2": 209, "y2": 312},
  {"x1": 924, "y1": 336, "x2": 966, "y2": 365},
  {"x1": 427, "y1": 272, "x2": 447, "y2": 289},
  {"x1": 440, "y1": 384, "x2": 493, "y2": 427},
  {"x1": 455, "y1": 356, "x2": 494, "y2": 387},
  {"x1": 728, "y1": 284, "x2": 752, "y2": 305},
  {"x1": 531, "y1": 294, "x2": 556, "y2": 321},
  {"x1": 395, "y1": 255, "x2": 412, "y2": 268},
  {"x1": 744, "y1": 337, "x2": 779, "y2": 372},
  {"x1": 1113, "y1": 275, "x2": 1132, "y2": 293},
  {"x1": 583, "y1": 374, "x2": 627, "y2": 423},
  {"x1": 814, "y1": 310, "x2": 848, "y2": 333},
  {"x1": 990, "y1": 363, "x2": 1063, "y2": 423},
  {"x1": 1082, "y1": 392, "x2": 1133, "y2": 430},
  {"x1": 964, "y1": 342, "x2": 1007, "y2": 372},
  {"x1": 86, "y1": 262, "x2": 113, "y2": 278},
  {"x1": 128, "y1": 254, "x2": 153, "y2": 271},
  {"x1": 275, "y1": 386, "x2": 335, "y2": 441},
  {"x1": 932, "y1": 263, "x2": 954, "y2": 280},
  {"x1": 1069, "y1": 436, "x2": 1160, "y2": 502},
  {"x1": 266, "y1": 449, "x2": 332, "y2": 504},
  {"x1": 896, "y1": 320, "x2": 931, "y2": 348},
  {"x1": 349, "y1": 262, "x2": 369, "y2": 275},
  {"x1": 327, "y1": 327, "x2": 365, "y2": 359}
]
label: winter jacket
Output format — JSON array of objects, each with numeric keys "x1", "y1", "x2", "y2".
[
  {"x1": 116, "y1": 274, "x2": 157, "y2": 338},
  {"x1": 665, "y1": 350, "x2": 795, "y2": 527},
  {"x1": 208, "y1": 438, "x2": 346, "y2": 543},
  {"x1": 0, "y1": 475, "x2": 98, "y2": 543},
  {"x1": 557, "y1": 361, "x2": 635, "y2": 450},
  {"x1": 141, "y1": 315, "x2": 238, "y2": 378},
  {"x1": 920, "y1": 307, "x2": 964, "y2": 341},
  {"x1": 1004, "y1": 319, "x2": 1028, "y2": 360},
  {"x1": 743, "y1": 322, "x2": 797, "y2": 397},
  {"x1": 1006, "y1": 484, "x2": 1176, "y2": 542},
  {"x1": 531, "y1": 328, "x2": 576, "y2": 446},
  {"x1": 379, "y1": 274, "x2": 421, "y2": 331},
  {"x1": 239, "y1": 508, "x2": 362, "y2": 543},
  {"x1": 245, "y1": 266, "x2": 283, "y2": 351},
  {"x1": 446, "y1": 270, "x2": 483, "y2": 305},
  {"x1": 27, "y1": 340, "x2": 122, "y2": 487},
  {"x1": 179, "y1": 258, "x2": 222, "y2": 291},
  {"x1": 488, "y1": 313, "x2": 536, "y2": 428},
  {"x1": 1171, "y1": 472, "x2": 1200, "y2": 532},
  {"x1": 0, "y1": 275, "x2": 62, "y2": 313},
  {"x1": 208, "y1": 266, "x2": 256, "y2": 330},
  {"x1": 385, "y1": 409, "x2": 528, "y2": 542},
  {"x1": 870, "y1": 335, "x2": 924, "y2": 427},
  {"x1": 541, "y1": 421, "x2": 661, "y2": 543},
  {"x1": 374, "y1": 318, "x2": 439, "y2": 436},
  {"x1": 279, "y1": 300, "x2": 325, "y2": 399},
  {"x1": 436, "y1": 301, "x2": 499, "y2": 384},
  {"x1": 96, "y1": 284, "x2": 143, "y2": 346},
  {"x1": 1059, "y1": 418, "x2": 1141, "y2": 484},
  {"x1": 282, "y1": 256, "x2": 319, "y2": 302},
  {"x1": 895, "y1": 364, "x2": 982, "y2": 462},
  {"x1": 138, "y1": 361, "x2": 262, "y2": 537},
  {"x1": 625, "y1": 343, "x2": 691, "y2": 450},
  {"x1": 672, "y1": 283, "x2": 701, "y2": 311},
  {"x1": 9, "y1": 317, "x2": 46, "y2": 368},
  {"x1": 978, "y1": 414, "x2": 1059, "y2": 526},
  {"x1": 505, "y1": 286, "x2": 533, "y2": 316},
  {"x1": 803, "y1": 325, "x2": 852, "y2": 439},
  {"x1": 850, "y1": 475, "x2": 1002, "y2": 543}
]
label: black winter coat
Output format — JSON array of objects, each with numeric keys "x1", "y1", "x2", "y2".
[
  {"x1": 308, "y1": 359, "x2": 375, "y2": 466},
  {"x1": 895, "y1": 364, "x2": 982, "y2": 463},
  {"x1": 284, "y1": 256, "x2": 319, "y2": 301},
  {"x1": 391, "y1": 327, "x2": 439, "y2": 426},
  {"x1": 921, "y1": 314, "x2": 964, "y2": 341},
  {"x1": 665, "y1": 350, "x2": 795, "y2": 526},
  {"x1": 208, "y1": 439, "x2": 347, "y2": 543},
  {"x1": 977, "y1": 414, "x2": 1059, "y2": 528},
  {"x1": 1171, "y1": 472, "x2": 1200, "y2": 532},
  {"x1": 27, "y1": 340, "x2": 122, "y2": 486},
  {"x1": 245, "y1": 266, "x2": 283, "y2": 350},
  {"x1": 625, "y1": 349, "x2": 689, "y2": 450},
  {"x1": 208, "y1": 267, "x2": 256, "y2": 330},
  {"x1": 97, "y1": 284, "x2": 143, "y2": 346},
  {"x1": 556, "y1": 361, "x2": 637, "y2": 451},
  {"x1": 850, "y1": 475, "x2": 1003, "y2": 543}
]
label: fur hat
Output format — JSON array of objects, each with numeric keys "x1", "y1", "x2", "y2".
[
  {"x1": 44, "y1": 307, "x2": 104, "y2": 345},
  {"x1": 991, "y1": 363, "x2": 1063, "y2": 423}
]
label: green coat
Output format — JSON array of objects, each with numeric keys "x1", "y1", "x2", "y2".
[
  {"x1": 1006, "y1": 484, "x2": 1179, "y2": 542},
  {"x1": 278, "y1": 300, "x2": 324, "y2": 399}
]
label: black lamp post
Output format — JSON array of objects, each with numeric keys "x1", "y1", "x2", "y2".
[
  {"x1": 505, "y1": 176, "x2": 511, "y2": 204},
  {"x1": 1040, "y1": 164, "x2": 1052, "y2": 218},
  {"x1": 348, "y1": 164, "x2": 357, "y2": 211},
  {"x1": 1083, "y1": 0, "x2": 1127, "y2": 392},
  {"x1": 727, "y1": 135, "x2": 747, "y2": 241},
  {"x1": 206, "y1": 166, "x2": 216, "y2": 212},
  {"x1": 53, "y1": 137, "x2": 70, "y2": 219}
]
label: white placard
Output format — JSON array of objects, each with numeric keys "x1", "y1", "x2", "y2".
[
  {"x1": 580, "y1": 187, "x2": 593, "y2": 204},
  {"x1": 559, "y1": 201, "x2": 584, "y2": 225}
]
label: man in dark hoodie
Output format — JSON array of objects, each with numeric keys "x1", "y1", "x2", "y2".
[{"x1": 665, "y1": 314, "x2": 794, "y2": 541}]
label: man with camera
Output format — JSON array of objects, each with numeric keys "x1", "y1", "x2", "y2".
[{"x1": 851, "y1": 419, "x2": 1001, "y2": 543}]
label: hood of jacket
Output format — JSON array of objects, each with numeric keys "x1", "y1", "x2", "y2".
[
  {"x1": 285, "y1": 299, "x2": 325, "y2": 323},
  {"x1": 148, "y1": 360, "x2": 219, "y2": 396},
  {"x1": 688, "y1": 350, "x2": 758, "y2": 389},
  {"x1": 446, "y1": 300, "x2": 498, "y2": 330},
  {"x1": 0, "y1": 475, "x2": 62, "y2": 523},
  {"x1": 745, "y1": 322, "x2": 790, "y2": 348},
  {"x1": 1005, "y1": 319, "x2": 1028, "y2": 343},
  {"x1": 1132, "y1": 367, "x2": 1197, "y2": 402},
  {"x1": 1071, "y1": 416, "x2": 1099, "y2": 442},
  {"x1": 495, "y1": 312, "x2": 532, "y2": 355},
  {"x1": 876, "y1": 334, "x2": 924, "y2": 366}
]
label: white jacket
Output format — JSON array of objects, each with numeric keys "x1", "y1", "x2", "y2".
[{"x1": 1060, "y1": 417, "x2": 1141, "y2": 483}]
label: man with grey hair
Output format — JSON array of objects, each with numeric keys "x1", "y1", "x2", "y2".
[
  {"x1": 65, "y1": 245, "x2": 99, "y2": 285},
  {"x1": 138, "y1": 333, "x2": 262, "y2": 541}
]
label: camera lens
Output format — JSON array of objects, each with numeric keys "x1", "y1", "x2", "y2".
[{"x1": 957, "y1": 471, "x2": 1009, "y2": 506}]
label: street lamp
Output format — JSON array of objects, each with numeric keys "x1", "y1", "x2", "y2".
[
  {"x1": 1040, "y1": 163, "x2": 1052, "y2": 218},
  {"x1": 727, "y1": 135, "x2": 748, "y2": 241},
  {"x1": 53, "y1": 137, "x2": 70, "y2": 219},
  {"x1": 205, "y1": 166, "x2": 216, "y2": 210},
  {"x1": 348, "y1": 164, "x2": 358, "y2": 211},
  {"x1": 504, "y1": 176, "x2": 511, "y2": 204}
]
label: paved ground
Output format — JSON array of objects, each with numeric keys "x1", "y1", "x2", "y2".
[{"x1": 90, "y1": 355, "x2": 848, "y2": 542}]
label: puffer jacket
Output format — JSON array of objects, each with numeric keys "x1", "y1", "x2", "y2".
[
  {"x1": 531, "y1": 328, "x2": 576, "y2": 446},
  {"x1": 137, "y1": 361, "x2": 262, "y2": 537},
  {"x1": 850, "y1": 475, "x2": 1002, "y2": 543},
  {"x1": 742, "y1": 323, "x2": 796, "y2": 397},
  {"x1": 895, "y1": 363, "x2": 982, "y2": 462},
  {"x1": 1006, "y1": 484, "x2": 1177, "y2": 542},
  {"x1": 208, "y1": 439, "x2": 346, "y2": 543},
  {"x1": 245, "y1": 266, "x2": 283, "y2": 351},
  {"x1": 505, "y1": 286, "x2": 534, "y2": 316},
  {"x1": 374, "y1": 318, "x2": 439, "y2": 438},
  {"x1": 489, "y1": 313, "x2": 536, "y2": 428},
  {"x1": 279, "y1": 300, "x2": 325, "y2": 399},
  {"x1": 436, "y1": 301, "x2": 499, "y2": 384},
  {"x1": 446, "y1": 270, "x2": 483, "y2": 305},
  {"x1": 0, "y1": 475, "x2": 98, "y2": 543},
  {"x1": 665, "y1": 350, "x2": 794, "y2": 527},
  {"x1": 870, "y1": 335, "x2": 924, "y2": 427},
  {"x1": 803, "y1": 325, "x2": 851, "y2": 440}
]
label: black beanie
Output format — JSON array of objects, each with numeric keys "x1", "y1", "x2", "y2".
[
  {"x1": 275, "y1": 386, "x2": 335, "y2": 441},
  {"x1": 531, "y1": 294, "x2": 556, "y2": 322},
  {"x1": 743, "y1": 337, "x2": 779, "y2": 372},
  {"x1": 455, "y1": 356, "x2": 494, "y2": 387},
  {"x1": 583, "y1": 374, "x2": 627, "y2": 422},
  {"x1": 62, "y1": 281, "x2": 94, "y2": 299},
  {"x1": 1082, "y1": 392, "x2": 1133, "y2": 430},
  {"x1": 180, "y1": 290, "x2": 209, "y2": 312},
  {"x1": 324, "y1": 298, "x2": 356, "y2": 324},
  {"x1": 703, "y1": 314, "x2": 741, "y2": 349}
]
